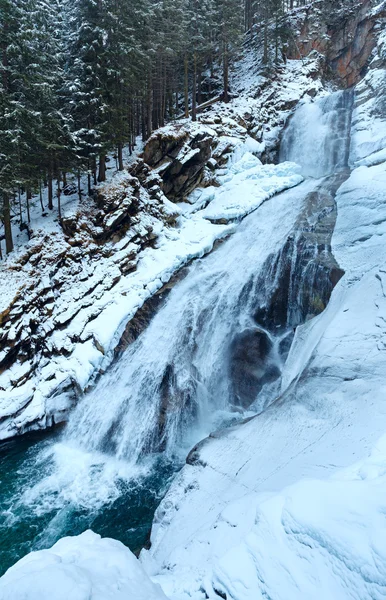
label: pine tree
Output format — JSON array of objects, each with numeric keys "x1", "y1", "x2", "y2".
[
  {"x1": 64, "y1": 0, "x2": 107, "y2": 183},
  {"x1": 214, "y1": 0, "x2": 243, "y2": 102}
]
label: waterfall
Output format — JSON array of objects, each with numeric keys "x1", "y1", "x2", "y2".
[
  {"x1": 280, "y1": 90, "x2": 354, "y2": 178},
  {"x1": 59, "y1": 90, "x2": 353, "y2": 464},
  {"x1": 65, "y1": 179, "x2": 319, "y2": 464},
  {"x1": 1, "y1": 87, "x2": 354, "y2": 569}
]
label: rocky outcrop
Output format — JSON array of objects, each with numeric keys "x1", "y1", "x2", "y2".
[
  {"x1": 228, "y1": 174, "x2": 345, "y2": 409},
  {"x1": 289, "y1": 0, "x2": 386, "y2": 87},
  {"x1": 0, "y1": 173, "x2": 182, "y2": 438},
  {"x1": 142, "y1": 121, "x2": 249, "y2": 201},
  {"x1": 255, "y1": 173, "x2": 345, "y2": 330},
  {"x1": 230, "y1": 327, "x2": 280, "y2": 409}
]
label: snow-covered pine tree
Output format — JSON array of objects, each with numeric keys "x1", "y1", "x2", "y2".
[
  {"x1": 64, "y1": 0, "x2": 107, "y2": 183},
  {"x1": 213, "y1": 0, "x2": 244, "y2": 102}
]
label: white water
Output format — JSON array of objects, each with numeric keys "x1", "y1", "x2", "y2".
[
  {"x1": 280, "y1": 90, "x2": 354, "y2": 178},
  {"x1": 65, "y1": 178, "x2": 319, "y2": 466}
]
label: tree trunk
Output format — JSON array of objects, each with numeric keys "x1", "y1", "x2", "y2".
[
  {"x1": 98, "y1": 154, "x2": 106, "y2": 182},
  {"x1": 18, "y1": 188, "x2": 23, "y2": 230},
  {"x1": 48, "y1": 171, "x2": 53, "y2": 210},
  {"x1": 263, "y1": 16, "x2": 269, "y2": 64},
  {"x1": 223, "y1": 45, "x2": 229, "y2": 103},
  {"x1": 57, "y1": 178, "x2": 62, "y2": 221},
  {"x1": 118, "y1": 142, "x2": 124, "y2": 170},
  {"x1": 3, "y1": 193, "x2": 13, "y2": 254},
  {"x1": 93, "y1": 157, "x2": 97, "y2": 186},
  {"x1": 141, "y1": 100, "x2": 147, "y2": 141},
  {"x1": 197, "y1": 68, "x2": 202, "y2": 106},
  {"x1": 192, "y1": 52, "x2": 197, "y2": 121},
  {"x1": 147, "y1": 78, "x2": 153, "y2": 138},
  {"x1": 1, "y1": 25, "x2": 9, "y2": 93},
  {"x1": 26, "y1": 188, "x2": 31, "y2": 223},
  {"x1": 39, "y1": 180, "x2": 44, "y2": 213},
  {"x1": 77, "y1": 170, "x2": 82, "y2": 201},
  {"x1": 184, "y1": 53, "x2": 189, "y2": 118}
]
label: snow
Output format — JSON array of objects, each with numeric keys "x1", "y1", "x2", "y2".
[
  {"x1": 0, "y1": 531, "x2": 167, "y2": 600},
  {"x1": 350, "y1": 69, "x2": 386, "y2": 165},
  {"x1": 210, "y1": 438, "x2": 386, "y2": 600},
  {"x1": 201, "y1": 155, "x2": 303, "y2": 222}
]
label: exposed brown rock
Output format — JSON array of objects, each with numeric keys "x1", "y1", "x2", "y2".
[{"x1": 288, "y1": 0, "x2": 385, "y2": 87}]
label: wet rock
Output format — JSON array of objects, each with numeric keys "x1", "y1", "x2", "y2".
[
  {"x1": 252, "y1": 176, "x2": 345, "y2": 333},
  {"x1": 230, "y1": 327, "x2": 280, "y2": 409},
  {"x1": 279, "y1": 331, "x2": 295, "y2": 362}
]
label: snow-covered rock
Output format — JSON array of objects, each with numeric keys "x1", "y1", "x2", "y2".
[
  {"x1": 201, "y1": 156, "x2": 303, "y2": 223},
  {"x1": 0, "y1": 531, "x2": 167, "y2": 600}
]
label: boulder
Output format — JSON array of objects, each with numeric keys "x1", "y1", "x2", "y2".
[{"x1": 229, "y1": 327, "x2": 280, "y2": 409}]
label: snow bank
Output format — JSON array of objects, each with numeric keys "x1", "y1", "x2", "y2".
[
  {"x1": 201, "y1": 155, "x2": 303, "y2": 222},
  {"x1": 350, "y1": 68, "x2": 386, "y2": 165},
  {"x1": 210, "y1": 436, "x2": 386, "y2": 600},
  {"x1": 0, "y1": 531, "x2": 167, "y2": 600}
]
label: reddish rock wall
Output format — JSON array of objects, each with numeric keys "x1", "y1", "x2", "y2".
[{"x1": 289, "y1": 0, "x2": 385, "y2": 87}]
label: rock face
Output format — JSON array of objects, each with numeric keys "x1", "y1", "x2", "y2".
[
  {"x1": 227, "y1": 174, "x2": 345, "y2": 409},
  {"x1": 289, "y1": 0, "x2": 386, "y2": 87},
  {"x1": 253, "y1": 173, "x2": 345, "y2": 332},
  {"x1": 142, "y1": 122, "x2": 244, "y2": 201},
  {"x1": 0, "y1": 174, "x2": 177, "y2": 434},
  {"x1": 229, "y1": 327, "x2": 280, "y2": 409}
]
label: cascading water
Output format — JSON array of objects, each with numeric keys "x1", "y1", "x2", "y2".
[
  {"x1": 66, "y1": 179, "x2": 318, "y2": 463},
  {"x1": 280, "y1": 90, "x2": 354, "y2": 178},
  {"x1": 0, "y1": 87, "x2": 354, "y2": 576}
]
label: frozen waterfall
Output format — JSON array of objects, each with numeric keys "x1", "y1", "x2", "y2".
[{"x1": 280, "y1": 90, "x2": 354, "y2": 178}]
